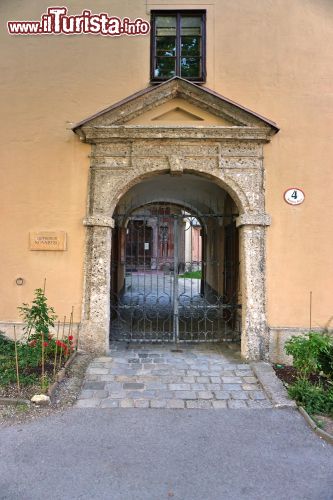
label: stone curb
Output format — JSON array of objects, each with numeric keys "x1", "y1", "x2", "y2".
[
  {"x1": 251, "y1": 362, "x2": 333, "y2": 445},
  {"x1": 298, "y1": 406, "x2": 333, "y2": 446},
  {"x1": 0, "y1": 397, "x2": 31, "y2": 406},
  {"x1": 250, "y1": 361, "x2": 297, "y2": 408},
  {"x1": 48, "y1": 351, "x2": 77, "y2": 402}
]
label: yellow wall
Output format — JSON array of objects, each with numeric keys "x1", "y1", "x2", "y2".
[{"x1": 1, "y1": 0, "x2": 333, "y2": 330}]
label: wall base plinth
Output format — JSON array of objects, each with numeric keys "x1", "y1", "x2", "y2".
[{"x1": 79, "y1": 321, "x2": 108, "y2": 354}]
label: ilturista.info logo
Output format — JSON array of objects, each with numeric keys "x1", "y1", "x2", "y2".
[{"x1": 7, "y1": 6, "x2": 150, "y2": 36}]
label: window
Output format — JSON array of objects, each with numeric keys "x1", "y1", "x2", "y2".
[{"x1": 151, "y1": 11, "x2": 206, "y2": 82}]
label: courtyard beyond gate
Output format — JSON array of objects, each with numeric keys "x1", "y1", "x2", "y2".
[{"x1": 110, "y1": 200, "x2": 241, "y2": 344}]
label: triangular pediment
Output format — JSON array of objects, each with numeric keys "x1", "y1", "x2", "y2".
[
  {"x1": 127, "y1": 98, "x2": 233, "y2": 126},
  {"x1": 152, "y1": 107, "x2": 204, "y2": 123},
  {"x1": 72, "y1": 77, "x2": 278, "y2": 134}
]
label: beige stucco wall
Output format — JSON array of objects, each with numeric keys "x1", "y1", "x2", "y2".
[{"x1": 1, "y1": 0, "x2": 333, "y2": 342}]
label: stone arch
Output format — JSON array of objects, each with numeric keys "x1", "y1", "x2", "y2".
[
  {"x1": 107, "y1": 166, "x2": 249, "y2": 218},
  {"x1": 82, "y1": 161, "x2": 270, "y2": 360},
  {"x1": 117, "y1": 200, "x2": 208, "y2": 232},
  {"x1": 112, "y1": 171, "x2": 240, "y2": 254}
]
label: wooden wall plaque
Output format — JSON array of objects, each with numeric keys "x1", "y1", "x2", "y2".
[{"x1": 29, "y1": 231, "x2": 67, "y2": 251}]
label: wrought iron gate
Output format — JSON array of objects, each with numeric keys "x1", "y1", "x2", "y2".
[{"x1": 110, "y1": 203, "x2": 241, "y2": 343}]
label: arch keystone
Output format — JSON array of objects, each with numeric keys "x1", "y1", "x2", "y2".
[{"x1": 168, "y1": 156, "x2": 184, "y2": 176}]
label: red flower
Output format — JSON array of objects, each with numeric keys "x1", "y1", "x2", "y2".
[
  {"x1": 68, "y1": 335, "x2": 73, "y2": 341},
  {"x1": 43, "y1": 342, "x2": 48, "y2": 347},
  {"x1": 55, "y1": 340, "x2": 68, "y2": 351},
  {"x1": 29, "y1": 340, "x2": 37, "y2": 347},
  {"x1": 56, "y1": 340, "x2": 66, "y2": 349}
]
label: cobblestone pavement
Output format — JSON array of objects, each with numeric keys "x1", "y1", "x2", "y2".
[{"x1": 76, "y1": 343, "x2": 273, "y2": 409}]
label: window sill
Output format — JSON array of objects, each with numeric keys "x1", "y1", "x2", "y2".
[{"x1": 150, "y1": 80, "x2": 206, "y2": 86}]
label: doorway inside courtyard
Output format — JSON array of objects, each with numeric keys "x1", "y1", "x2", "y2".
[{"x1": 109, "y1": 173, "x2": 241, "y2": 345}]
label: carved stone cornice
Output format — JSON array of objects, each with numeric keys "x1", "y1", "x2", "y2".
[
  {"x1": 236, "y1": 213, "x2": 271, "y2": 227},
  {"x1": 79, "y1": 126, "x2": 275, "y2": 144},
  {"x1": 83, "y1": 216, "x2": 115, "y2": 228}
]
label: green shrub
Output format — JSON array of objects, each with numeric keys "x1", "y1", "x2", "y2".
[
  {"x1": 18, "y1": 287, "x2": 57, "y2": 340},
  {"x1": 317, "y1": 343, "x2": 333, "y2": 379},
  {"x1": 0, "y1": 361, "x2": 39, "y2": 386},
  {"x1": 0, "y1": 290, "x2": 74, "y2": 389},
  {"x1": 0, "y1": 339, "x2": 42, "y2": 386},
  {"x1": 285, "y1": 331, "x2": 333, "y2": 379},
  {"x1": 0, "y1": 332, "x2": 15, "y2": 354},
  {"x1": 288, "y1": 379, "x2": 333, "y2": 415}
]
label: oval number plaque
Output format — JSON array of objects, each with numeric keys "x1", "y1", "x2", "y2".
[{"x1": 284, "y1": 188, "x2": 305, "y2": 205}]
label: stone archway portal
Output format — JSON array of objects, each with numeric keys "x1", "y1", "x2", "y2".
[{"x1": 73, "y1": 77, "x2": 278, "y2": 360}]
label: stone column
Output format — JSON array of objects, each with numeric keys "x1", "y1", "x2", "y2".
[
  {"x1": 236, "y1": 213, "x2": 271, "y2": 360},
  {"x1": 80, "y1": 215, "x2": 114, "y2": 354}
]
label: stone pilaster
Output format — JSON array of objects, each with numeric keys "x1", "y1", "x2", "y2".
[
  {"x1": 80, "y1": 219, "x2": 113, "y2": 353},
  {"x1": 237, "y1": 214, "x2": 270, "y2": 360}
]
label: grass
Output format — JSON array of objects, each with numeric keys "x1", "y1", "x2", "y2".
[
  {"x1": 16, "y1": 403, "x2": 29, "y2": 413},
  {"x1": 178, "y1": 270, "x2": 202, "y2": 279}
]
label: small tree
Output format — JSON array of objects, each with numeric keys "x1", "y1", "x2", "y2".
[
  {"x1": 18, "y1": 287, "x2": 57, "y2": 390},
  {"x1": 18, "y1": 288, "x2": 57, "y2": 341}
]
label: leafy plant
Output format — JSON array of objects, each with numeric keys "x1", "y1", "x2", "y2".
[
  {"x1": 0, "y1": 349, "x2": 40, "y2": 386},
  {"x1": 18, "y1": 288, "x2": 57, "y2": 341},
  {"x1": 17, "y1": 288, "x2": 58, "y2": 390},
  {"x1": 0, "y1": 292, "x2": 75, "y2": 390},
  {"x1": 285, "y1": 331, "x2": 333, "y2": 379},
  {"x1": 0, "y1": 332, "x2": 15, "y2": 356},
  {"x1": 288, "y1": 379, "x2": 333, "y2": 415},
  {"x1": 284, "y1": 331, "x2": 333, "y2": 417},
  {"x1": 317, "y1": 343, "x2": 333, "y2": 379}
]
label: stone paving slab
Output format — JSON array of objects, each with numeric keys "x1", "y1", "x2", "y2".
[{"x1": 76, "y1": 343, "x2": 273, "y2": 409}]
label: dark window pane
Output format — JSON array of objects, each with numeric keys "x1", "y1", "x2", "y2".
[
  {"x1": 154, "y1": 58, "x2": 176, "y2": 79},
  {"x1": 156, "y1": 16, "x2": 176, "y2": 36},
  {"x1": 181, "y1": 57, "x2": 201, "y2": 78},
  {"x1": 181, "y1": 16, "x2": 201, "y2": 36},
  {"x1": 156, "y1": 27, "x2": 176, "y2": 36},
  {"x1": 156, "y1": 16, "x2": 176, "y2": 28},
  {"x1": 181, "y1": 36, "x2": 200, "y2": 57},
  {"x1": 156, "y1": 36, "x2": 176, "y2": 56}
]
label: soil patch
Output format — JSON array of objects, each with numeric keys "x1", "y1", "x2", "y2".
[
  {"x1": 273, "y1": 364, "x2": 329, "y2": 388},
  {"x1": 0, "y1": 351, "x2": 93, "y2": 426},
  {"x1": 273, "y1": 365, "x2": 298, "y2": 385}
]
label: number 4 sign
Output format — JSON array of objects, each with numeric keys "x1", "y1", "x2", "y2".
[{"x1": 284, "y1": 188, "x2": 305, "y2": 205}]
